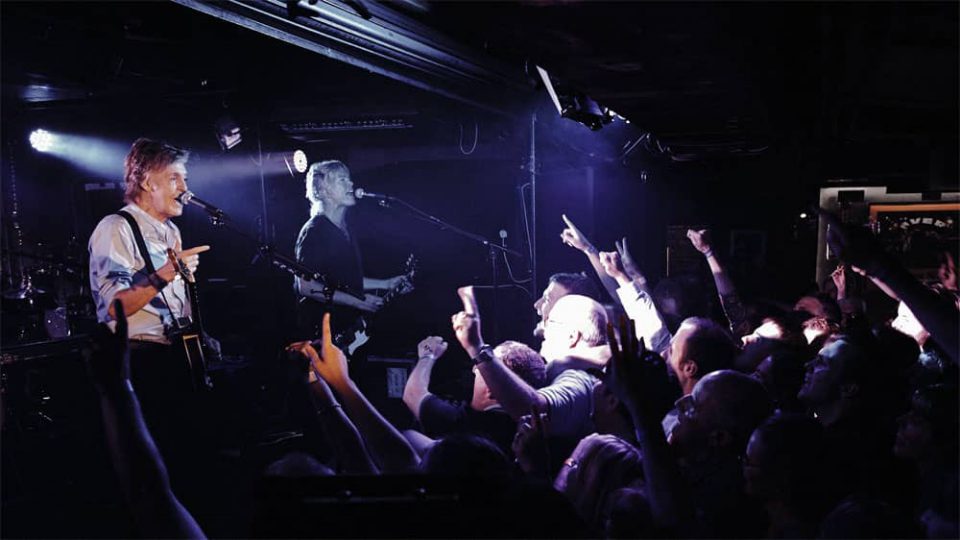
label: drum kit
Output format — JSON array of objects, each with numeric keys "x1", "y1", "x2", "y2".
[{"x1": 2, "y1": 240, "x2": 97, "y2": 345}]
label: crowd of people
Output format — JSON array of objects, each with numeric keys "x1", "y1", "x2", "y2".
[
  {"x1": 85, "y1": 198, "x2": 957, "y2": 538},
  {"x1": 75, "y1": 135, "x2": 958, "y2": 539}
]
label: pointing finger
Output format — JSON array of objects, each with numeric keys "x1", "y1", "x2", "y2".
[{"x1": 180, "y1": 245, "x2": 211, "y2": 256}]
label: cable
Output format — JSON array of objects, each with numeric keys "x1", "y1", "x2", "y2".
[
  {"x1": 470, "y1": 283, "x2": 534, "y2": 299},
  {"x1": 458, "y1": 121, "x2": 478, "y2": 155},
  {"x1": 502, "y1": 250, "x2": 532, "y2": 284}
]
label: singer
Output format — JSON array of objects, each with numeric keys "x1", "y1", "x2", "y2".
[
  {"x1": 87, "y1": 138, "x2": 214, "y2": 480},
  {"x1": 294, "y1": 160, "x2": 410, "y2": 347}
]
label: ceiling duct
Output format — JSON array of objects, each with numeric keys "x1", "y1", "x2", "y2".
[{"x1": 170, "y1": 0, "x2": 532, "y2": 115}]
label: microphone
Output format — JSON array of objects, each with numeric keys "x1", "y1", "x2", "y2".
[
  {"x1": 177, "y1": 191, "x2": 225, "y2": 216},
  {"x1": 354, "y1": 188, "x2": 392, "y2": 200}
]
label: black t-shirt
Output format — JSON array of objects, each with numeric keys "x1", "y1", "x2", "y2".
[
  {"x1": 295, "y1": 214, "x2": 364, "y2": 339},
  {"x1": 419, "y1": 395, "x2": 518, "y2": 457}
]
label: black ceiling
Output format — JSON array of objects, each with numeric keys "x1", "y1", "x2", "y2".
[{"x1": 2, "y1": 1, "x2": 957, "y2": 183}]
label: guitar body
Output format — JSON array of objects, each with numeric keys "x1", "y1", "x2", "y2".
[{"x1": 303, "y1": 254, "x2": 417, "y2": 357}]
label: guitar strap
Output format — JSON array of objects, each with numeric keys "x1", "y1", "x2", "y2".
[
  {"x1": 116, "y1": 211, "x2": 183, "y2": 325},
  {"x1": 116, "y1": 211, "x2": 157, "y2": 274}
]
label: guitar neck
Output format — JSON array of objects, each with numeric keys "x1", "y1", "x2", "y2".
[{"x1": 184, "y1": 279, "x2": 204, "y2": 333}]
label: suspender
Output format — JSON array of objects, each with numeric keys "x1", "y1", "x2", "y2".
[
  {"x1": 116, "y1": 210, "x2": 157, "y2": 274},
  {"x1": 116, "y1": 210, "x2": 184, "y2": 325}
]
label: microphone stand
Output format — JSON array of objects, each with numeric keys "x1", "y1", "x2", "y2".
[
  {"x1": 189, "y1": 205, "x2": 365, "y2": 303},
  {"x1": 371, "y1": 196, "x2": 522, "y2": 344}
]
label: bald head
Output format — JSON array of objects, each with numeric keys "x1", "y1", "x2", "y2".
[
  {"x1": 540, "y1": 294, "x2": 608, "y2": 361},
  {"x1": 549, "y1": 294, "x2": 608, "y2": 345}
]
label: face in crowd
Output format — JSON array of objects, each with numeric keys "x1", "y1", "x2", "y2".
[{"x1": 533, "y1": 280, "x2": 571, "y2": 338}]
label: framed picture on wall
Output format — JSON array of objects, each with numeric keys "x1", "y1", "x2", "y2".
[{"x1": 870, "y1": 202, "x2": 960, "y2": 282}]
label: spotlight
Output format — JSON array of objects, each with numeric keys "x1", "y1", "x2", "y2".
[
  {"x1": 29, "y1": 129, "x2": 54, "y2": 152},
  {"x1": 293, "y1": 149, "x2": 308, "y2": 173},
  {"x1": 214, "y1": 115, "x2": 242, "y2": 151},
  {"x1": 536, "y1": 65, "x2": 613, "y2": 131}
]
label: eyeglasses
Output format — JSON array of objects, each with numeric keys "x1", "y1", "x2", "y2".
[{"x1": 562, "y1": 457, "x2": 580, "y2": 470}]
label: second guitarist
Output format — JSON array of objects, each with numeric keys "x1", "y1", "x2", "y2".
[{"x1": 294, "y1": 160, "x2": 412, "y2": 352}]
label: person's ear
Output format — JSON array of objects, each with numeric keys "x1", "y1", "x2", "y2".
[{"x1": 567, "y1": 329, "x2": 582, "y2": 348}]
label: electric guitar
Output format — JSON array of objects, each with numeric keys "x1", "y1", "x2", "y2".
[
  {"x1": 165, "y1": 248, "x2": 214, "y2": 391},
  {"x1": 317, "y1": 254, "x2": 417, "y2": 356}
]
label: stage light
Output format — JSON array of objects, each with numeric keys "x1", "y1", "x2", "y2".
[
  {"x1": 24, "y1": 131, "x2": 128, "y2": 178},
  {"x1": 800, "y1": 212, "x2": 808, "y2": 219},
  {"x1": 293, "y1": 149, "x2": 308, "y2": 173},
  {"x1": 29, "y1": 129, "x2": 54, "y2": 152},
  {"x1": 215, "y1": 115, "x2": 242, "y2": 151},
  {"x1": 536, "y1": 65, "x2": 613, "y2": 131}
]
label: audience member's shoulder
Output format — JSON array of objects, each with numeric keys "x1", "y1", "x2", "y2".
[{"x1": 549, "y1": 365, "x2": 600, "y2": 386}]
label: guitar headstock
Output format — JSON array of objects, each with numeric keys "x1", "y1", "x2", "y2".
[
  {"x1": 166, "y1": 248, "x2": 195, "y2": 284},
  {"x1": 390, "y1": 254, "x2": 417, "y2": 296},
  {"x1": 403, "y1": 254, "x2": 418, "y2": 280}
]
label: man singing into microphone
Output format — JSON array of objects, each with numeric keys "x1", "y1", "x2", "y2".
[
  {"x1": 294, "y1": 160, "x2": 409, "y2": 348},
  {"x1": 88, "y1": 138, "x2": 211, "y2": 467}
]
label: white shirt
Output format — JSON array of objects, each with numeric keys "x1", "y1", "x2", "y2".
[
  {"x1": 616, "y1": 280, "x2": 672, "y2": 356},
  {"x1": 88, "y1": 203, "x2": 190, "y2": 342}
]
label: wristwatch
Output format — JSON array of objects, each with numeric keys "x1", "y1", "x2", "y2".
[
  {"x1": 148, "y1": 272, "x2": 169, "y2": 290},
  {"x1": 471, "y1": 345, "x2": 495, "y2": 366}
]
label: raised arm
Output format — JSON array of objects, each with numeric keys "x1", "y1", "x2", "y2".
[
  {"x1": 310, "y1": 313, "x2": 420, "y2": 472},
  {"x1": 84, "y1": 300, "x2": 205, "y2": 539},
  {"x1": 606, "y1": 319, "x2": 692, "y2": 534},
  {"x1": 687, "y1": 229, "x2": 751, "y2": 338},
  {"x1": 560, "y1": 214, "x2": 621, "y2": 304},
  {"x1": 285, "y1": 341, "x2": 378, "y2": 474},
  {"x1": 599, "y1": 250, "x2": 671, "y2": 356},
  {"x1": 824, "y1": 212, "x2": 959, "y2": 363},
  {"x1": 451, "y1": 292, "x2": 546, "y2": 421},
  {"x1": 402, "y1": 336, "x2": 449, "y2": 420}
]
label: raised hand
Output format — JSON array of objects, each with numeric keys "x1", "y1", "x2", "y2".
[
  {"x1": 599, "y1": 250, "x2": 630, "y2": 284},
  {"x1": 822, "y1": 211, "x2": 890, "y2": 277},
  {"x1": 84, "y1": 299, "x2": 131, "y2": 394},
  {"x1": 417, "y1": 336, "x2": 448, "y2": 361},
  {"x1": 305, "y1": 312, "x2": 350, "y2": 387},
  {"x1": 560, "y1": 214, "x2": 596, "y2": 254},
  {"x1": 451, "y1": 311, "x2": 483, "y2": 358},
  {"x1": 685, "y1": 229, "x2": 712, "y2": 255},
  {"x1": 615, "y1": 237, "x2": 642, "y2": 281},
  {"x1": 457, "y1": 286, "x2": 478, "y2": 316},
  {"x1": 512, "y1": 407, "x2": 551, "y2": 476},
  {"x1": 831, "y1": 264, "x2": 847, "y2": 298},
  {"x1": 606, "y1": 317, "x2": 672, "y2": 422}
]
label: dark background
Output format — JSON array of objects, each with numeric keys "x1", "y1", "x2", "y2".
[{"x1": 1, "y1": 2, "x2": 956, "y2": 535}]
